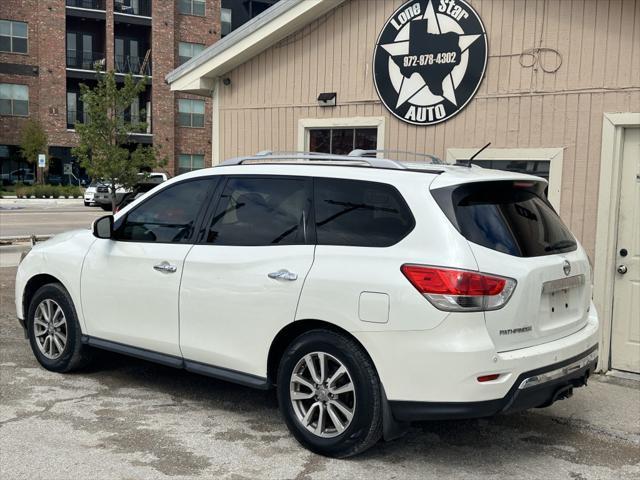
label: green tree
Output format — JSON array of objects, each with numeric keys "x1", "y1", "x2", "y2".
[
  {"x1": 19, "y1": 118, "x2": 47, "y2": 184},
  {"x1": 72, "y1": 70, "x2": 166, "y2": 211}
]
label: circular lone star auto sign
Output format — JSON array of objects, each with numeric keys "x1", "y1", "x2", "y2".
[{"x1": 373, "y1": 0, "x2": 488, "y2": 126}]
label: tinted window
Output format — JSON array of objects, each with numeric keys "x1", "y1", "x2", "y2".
[
  {"x1": 455, "y1": 159, "x2": 551, "y2": 181},
  {"x1": 208, "y1": 177, "x2": 309, "y2": 246},
  {"x1": 117, "y1": 179, "x2": 212, "y2": 243},
  {"x1": 314, "y1": 178, "x2": 414, "y2": 247},
  {"x1": 432, "y1": 181, "x2": 577, "y2": 257},
  {"x1": 309, "y1": 128, "x2": 377, "y2": 155}
]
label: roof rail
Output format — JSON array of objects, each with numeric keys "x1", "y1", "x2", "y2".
[
  {"x1": 219, "y1": 151, "x2": 408, "y2": 170},
  {"x1": 349, "y1": 149, "x2": 443, "y2": 164}
]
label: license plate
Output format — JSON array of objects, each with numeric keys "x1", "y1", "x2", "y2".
[{"x1": 542, "y1": 274, "x2": 585, "y2": 294}]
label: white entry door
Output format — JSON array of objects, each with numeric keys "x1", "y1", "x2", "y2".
[{"x1": 611, "y1": 128, "x2": 640, "y2": 374}]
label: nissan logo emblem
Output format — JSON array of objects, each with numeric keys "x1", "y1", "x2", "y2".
[{"x1": 563, "y1": 260, "x2": 571, "y2": 276}]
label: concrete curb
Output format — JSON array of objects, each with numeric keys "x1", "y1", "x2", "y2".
[{"x1": 0, "y1": 198, "x2": 85, "y2": 206}]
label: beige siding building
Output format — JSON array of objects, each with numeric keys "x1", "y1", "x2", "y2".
[{"x1": 167, "y1": 0, "x2": 640, "y2": 375}]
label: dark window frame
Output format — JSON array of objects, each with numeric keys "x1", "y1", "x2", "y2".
[
  {"x1": 178, "y1": 153, "x2": 205, "y2": 174},
  {"x1": 0, "y1": 19, "x2": 28, "y2": 54},
  {"x1": 177, "y1": 98, "x2": 205, "y2": 128},
  {"x1": 178, "y1": 41, "x2": 205, "y2": 65},
  {"x1": 0, "y1": 83, "x2": 29, "y2": 117},
  {"x1": 220, "y1": 7, "x2": 232, "y2": 36},
  {"x1": 308, "y1": 127, "x2": 378, "y2": 155},
  {"x1": 112, "y1": 176, "x2": 219, "y2": 244}
]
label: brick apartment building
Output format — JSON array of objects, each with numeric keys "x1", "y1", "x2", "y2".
[{"x1": 0, "y1": 0, "x2": 228, "y2": 181}]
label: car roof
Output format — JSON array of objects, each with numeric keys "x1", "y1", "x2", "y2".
[{"x1": 175, "y1": 152, "x2": 547, "y2": 189}]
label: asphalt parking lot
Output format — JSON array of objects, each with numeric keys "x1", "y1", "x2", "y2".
[
  {"x1": 0, "y1": 199, "x2": 103, "y2": 238},
  {"x1": 1, "y1": 263, "x2": 639, "y2": 479}
]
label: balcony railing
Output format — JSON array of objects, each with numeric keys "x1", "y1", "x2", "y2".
[
  {"x1": 66, "y1": 0, "x2": 106, "y2": 9},
  {"x1": 66, "y1": 51, "x2": 106, "y2": 71},
  {"x1": 114, "y1": 0, "x2": 151, "y2": 17},
  {"x1": 68, "y1": 107, "x2": 151, "y2": 133},
  {"x1": 115, "y1": 54, "x2": 151, "y2": 76}
]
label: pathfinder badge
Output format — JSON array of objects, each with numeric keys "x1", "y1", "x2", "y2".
[{"x1": 373, "y1": 0, "x2": 488, "y2": 125}]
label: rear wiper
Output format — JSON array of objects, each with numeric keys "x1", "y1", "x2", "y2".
[{"x1": 544, "y1": 239, "x2": 577, "y2": 252}]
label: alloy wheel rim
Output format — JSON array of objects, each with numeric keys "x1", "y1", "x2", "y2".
[
  {"x1": 289, "y1": 351, "x2": 356, "y2": 438},
  {"x1": 33, "y1": 299, "x2": 68, "y2": 360}
]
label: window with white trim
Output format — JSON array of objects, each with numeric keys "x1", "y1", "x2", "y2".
[
  {"x1": 0, "y1": 20, "x2": 27, "y2": 54},
  {"x1": 299, "y1": 117, "x2": 385, "y2": 156},
  {"x1": 0, "y1": 83, "x2": 28, "y2": 116},
  {"x1": 446, "y1": 148, "x2": 564, "y2": 210},
  {"x1": 457, "y1": 159, "x2": 550, "y2": 180}
]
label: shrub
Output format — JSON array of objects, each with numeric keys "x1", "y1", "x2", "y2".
[
  {"x1": 15, "y1": 186, "x2": 29, "y2": 197},
  {"x1": 61, "y1": 185, "x2": 82, "y2": 198},
  {"x1": 33, "y1": 185, "x2": 45, "y2": 198}
]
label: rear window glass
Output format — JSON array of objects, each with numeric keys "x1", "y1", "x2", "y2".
[
  {"x1": 432, "y1": 181, "x2": 577, "y2": 257},
  {"x1": 314, "y1": 178, "x2": 415, "y2": 247}
]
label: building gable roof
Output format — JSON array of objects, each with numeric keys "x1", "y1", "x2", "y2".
[{"x1": 166, "y1": 0, "x2": 346, "y2": 94}]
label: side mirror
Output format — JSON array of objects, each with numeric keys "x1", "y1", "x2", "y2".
[{"x1": 93, "y1": 215, "x2": 114, "y2": 239}]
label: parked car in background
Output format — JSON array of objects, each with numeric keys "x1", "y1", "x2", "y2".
[
  {"x1": 46, "y1": 175, "x2": 65, "y2": 186},
  {"x1": 83, "y1": 181, "x2": 102, "y2": 207},
  {"x1": 93, "y1": 173, "x2": 168, "y2": 210},
  {"x1": 1, "y1": 169, "x2": 36, "y2": 186},
  {"x1": 15, "y1": 152, "x2": 599, "y2": 457},
  {"x1": 114, "y1": 176, "x2": 165, "y2": 212},
  {"x1": 18, "y1": 173, "x2": 35, "y2": 185}
]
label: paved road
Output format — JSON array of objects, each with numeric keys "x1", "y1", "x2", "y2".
[
  {"x1": 0, "y1": 200, "x2": 104, "y2": 238},
  {"x1": 0, "y1": 261, "x2": 638, "y2": 479}
]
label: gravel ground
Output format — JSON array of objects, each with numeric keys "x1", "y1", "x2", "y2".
[{"x1": 0, "y1": 265, "x2": 639, "y2": 480}]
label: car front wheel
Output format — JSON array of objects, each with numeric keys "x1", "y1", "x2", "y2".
[
  {"x1": 277, "y1": 329, "x2": 383, "y2": 457},
  {"x1": 27, "y1": 283, "x2": 92, "y2": 372}
]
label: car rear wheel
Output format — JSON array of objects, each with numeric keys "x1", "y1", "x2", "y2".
[
  {"x1": 277, "y1": 329, "x2": 383, "y2": 457},
  {"x1": 27, "y1": 283, "x2": 92, "y2": 372}
]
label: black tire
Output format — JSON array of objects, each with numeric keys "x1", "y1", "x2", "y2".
[
  {"x1": 84, "y1": 201, "x2": 90, "y2": 207},
  {"x1": 277, "y1": 329, "x2": 383, "y2": 458},
  {"x1": 27, "y1": 283, "x2": 92, "y2": 373}
]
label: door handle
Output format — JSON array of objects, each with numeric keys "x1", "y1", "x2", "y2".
[
  {"x1": 617, "y1": 264, "x2": 628, "y2": 275},
  {"x1": 154, "y1": 261, "x2": 177, "y2": 274},
  {"x1": 268, "y1": 269, "x2": 298, "y2": 281}
]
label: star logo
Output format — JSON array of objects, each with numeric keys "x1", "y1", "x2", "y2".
[{"x1": 373, "y1": 0, "x2": 488, "y2": 126}]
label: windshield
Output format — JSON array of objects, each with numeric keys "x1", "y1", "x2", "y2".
[{"x1": 432, "y1": 181, "x2": 577, "y2": 257}]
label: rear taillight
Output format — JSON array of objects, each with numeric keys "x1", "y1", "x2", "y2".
[{"x1": 400, "y1": 265, "x2": 516, "y2": 312}]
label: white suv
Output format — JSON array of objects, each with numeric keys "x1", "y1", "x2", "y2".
[{"x1": 15, "y1": 152, "x2": 599, "y2": 457}]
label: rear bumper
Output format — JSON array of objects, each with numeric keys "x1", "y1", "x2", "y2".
[{"x1": 390, "y1": 345, "x2": 598, "y2": 421}]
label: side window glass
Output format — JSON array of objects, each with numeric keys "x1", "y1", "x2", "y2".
[
  {"x1": 208, "y1": 177, "x2": 309, "y2": 246},
  {"x1": 117, "y1": 179, "x2": 212, "y2": 243},
  {"x1": 314, "y1": 178, "x2": 414, "y2": 247}
]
